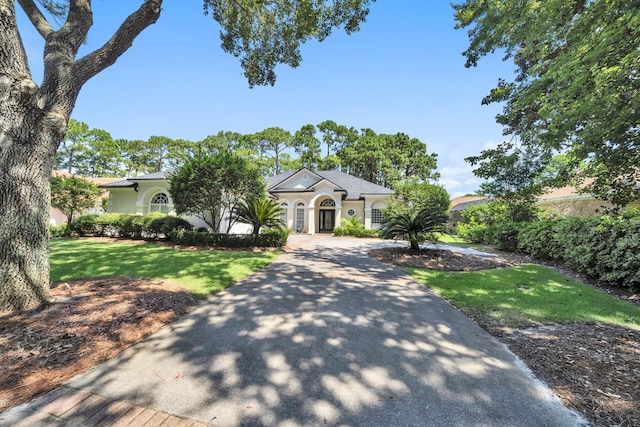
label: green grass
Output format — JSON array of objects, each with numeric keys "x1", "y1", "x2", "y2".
[
  {"x1": 432, "y1": 233, "x2": 484, "y2": 249},
  {"x1": 50, "y1": 239, "x2": 281, "y2": 298},
  {"x1": 407, "y1": 264, "x2": 640, "y2": 330}
]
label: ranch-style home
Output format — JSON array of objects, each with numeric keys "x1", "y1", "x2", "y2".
[{"x1": 100, "y1": 168, "x2": 394, "y2": 234}]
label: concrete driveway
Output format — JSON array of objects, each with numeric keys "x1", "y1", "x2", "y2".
[{"x1": 3, "y1": 236, "x2": 586, "y2": 426}]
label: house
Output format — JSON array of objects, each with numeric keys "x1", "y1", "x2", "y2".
[
  {"x1": 536, "y1": 184, "x2": 639, "y2": 217},
  {"x1": 449, "y1": 183, "x2": 640, "y2": 220},
  {"x1": 50, "y1": 171, "x2": 123, "y2": 225},
  {"x1": 100, "y1": 168, "x2": 395, "y2": 234},
  {"x1": 267, "y1": 169, "x2": 394, "y2": 233},
  {"x1": 449, "y1": 196, "x2": 488, "y2": 224}
]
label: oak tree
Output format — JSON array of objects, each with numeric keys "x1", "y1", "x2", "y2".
[{"x1": 0, "y1": 0, "x2": 374, "y2": 311}]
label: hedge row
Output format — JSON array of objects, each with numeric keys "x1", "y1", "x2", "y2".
[
  {"x1": 168, "y1": 229, "x2": 289, "y2": 248},
  {"x1": 68, "y1": 213, "x2": 192, "y2": 239},
  {"x1": 333, "y1": 227, "x2": 380, "y2": 238},
  {"x1": 470, "y1": 212, "x2": 640, "y2": 290}
]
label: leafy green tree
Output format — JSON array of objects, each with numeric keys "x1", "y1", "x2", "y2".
[
  {"x1": 169, "y1": 153, "x2": 264, "y2": 232},
  {"x1": 465, "y1": 142, "x2": 547, "y2": 223},
  {"x1": 234, "y1": 194, "x2": 284, "y2": 235},
  {"x1": 78, "y1": 128, "x2": 123, "y2": 177},
  {"x1": 1, "y1": 0, "x2": 373, "y2": 311},
  {"x1": 338, "y1": 129, "x2": 439, "y2": 187},
  {"x1": 50, "y1": 175, "x2": 101, "y2": 228},
  {"x1": 454, "y1": 0, "x2": 640, "y2": 207},
  {"x1": 386, "y1": 179, "x2": 450, "y2": 217},
  {"x1": 317, "y1": 120, "x2": 358, "y2": 159},
  {"x1": 381, "y1": 180, "x2": 449, "y2": 250}
]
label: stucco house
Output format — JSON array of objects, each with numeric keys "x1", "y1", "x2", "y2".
[
  {"x1": 450, "y1": 181, "x2": 640, "y2": 221},
  {"x1": 100, "y1": 168, "x2": 394, "y2": 234}
]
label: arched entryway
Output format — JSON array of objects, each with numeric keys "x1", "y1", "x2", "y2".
[{"x1": 318, "y1": 198, "x2": 336, "y2": 232}]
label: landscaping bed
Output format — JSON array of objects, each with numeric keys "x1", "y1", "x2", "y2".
[
  {"x1": 0, "y1": 279, "x2": 197, "y2": 412},
  {"x1": 369, "y1": 246, "x2": 640, "y2": 427}
]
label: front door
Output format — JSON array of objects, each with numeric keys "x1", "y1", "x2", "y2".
[{"x1": 319, "y1": 210, "x2": 335, "y2": 232}]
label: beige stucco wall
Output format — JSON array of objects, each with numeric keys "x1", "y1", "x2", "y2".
[
  {"x1": 107, "y1": 189, "x2": 139, "y2": 215},
  {"x1": 341, "y1": 201, "x2": 365, "y2": 226},
  {"x1": 539, "y1": 198, "x2": 614, "y2": 218}
]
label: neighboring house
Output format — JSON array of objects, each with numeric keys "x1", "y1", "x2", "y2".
[
  {"x1": 100, "y1": 168, "x2": 395, "y2": 234},
  {"x1": 449, "y1": 196, "x2": 488, "y2": 224},
  {"x1": 537, "y1": 184, "x2": 639, "y2": 217},
  {"x1": 449, "y1": 184, "x2": 640, "y2": 220},
  {"x1": 50, "y1": 171, "x2": 123, "y2": 225}
]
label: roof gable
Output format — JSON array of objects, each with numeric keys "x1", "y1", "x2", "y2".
[{"x1": 267, "y1": 169, "x2": 393, "y2": 200}]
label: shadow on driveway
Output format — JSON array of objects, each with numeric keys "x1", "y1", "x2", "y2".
[{"x1": 63, "y1": 237, "x2": 585, "y2": 426}]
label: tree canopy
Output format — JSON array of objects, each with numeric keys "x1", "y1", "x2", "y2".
[
  {"x1": 50, "y1": 175, "x2": 101, "y2": 227},
  {"x1": 455, "y1": 0, "x2": 640, "y2": 207},
  {"x1": 55, "y1": 119, "x2": 440, "y2": 191},
  {"x1": 168, "y1": 152, "x2": 264, "y2": 232}
]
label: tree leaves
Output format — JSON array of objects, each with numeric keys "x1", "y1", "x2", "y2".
[
  {"x1": 204, "y1": 0, "x2": 375, "y2": 86},
  {"x1": 456, "y1": 0, "x2": 640, "y2": 206}
]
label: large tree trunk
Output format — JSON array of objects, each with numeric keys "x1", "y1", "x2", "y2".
[
  {"x1": 0, "y1": 1, "x2": 59, "y2": 311},
  {"x1": 0, "y1": 112, "x2": 57, "y2": 311},
  {"x1": 1, "y1": 0, "x2": 162, "y2": 311}
]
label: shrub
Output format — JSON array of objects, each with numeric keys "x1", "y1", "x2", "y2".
[
  {"x1": 94, "y1": 213, "x2": 124, "y2": 237},
  {"x1": 333, "y1": 226, "x2": 379, "y2": 238},
  {"x1": 489, "y1": 222, "x2": 520, "y2": 252},
  {"x1": 168, "y1": 229, "x2": 288, "y2": 248},
  {"x1": 68, "y1": 214, "x2": 99, "y2": 236},
  {"x1": 147, "y1": 216, "x2": 193, "y2": 238},
  {"x1": 517, "y1": 220, "x2": 563, "y2": 260},
  {"x1": 116, "y1": 214, "x2": 145, "y2": 238},
  {"x1": 513, "y1": 213, "x2": 640, "y2": 290},
  {"x1": 457, "y1": 222, "x2": 489, "y2": 243},
  {"x1": 49, "y1": 224, "x2": 67, "y2": 238}
]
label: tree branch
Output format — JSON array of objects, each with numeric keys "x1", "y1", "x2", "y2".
[
  {"x1": 72, "y1": 0, "x2": 162, "y2": 86},
  {"x1": 16, "y1": 0, "x2": 54, "y2": 39},
  {"x1": 56, "y1": 0, "x2": 92, "y2": 56}
]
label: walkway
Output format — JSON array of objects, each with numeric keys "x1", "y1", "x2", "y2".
[{"x1": 1, "y1": 236, "x2": 586, "y2": 426}]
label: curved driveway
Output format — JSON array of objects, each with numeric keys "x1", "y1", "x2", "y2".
[{"x1": 24, "y1": 236, "x2": 588, "y2": 425}]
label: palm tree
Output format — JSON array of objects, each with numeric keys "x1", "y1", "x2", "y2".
[
  {"x1": 380, "y1": 208, "x2": 448, "y2": 250},
  {"x1": 234, "y1": 194, "x2": 285, "y2": 235}
]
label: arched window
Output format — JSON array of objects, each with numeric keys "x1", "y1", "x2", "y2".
[
  {"x1": 280, "y1": 202, "x2": 288, "y2": 223},
  {"x1": 150, "y1": 192, "x2": 170, "y2": 214},
  {"x1": 320, "y1": 199, "x2": 335, "y2": 207},
  {"x1": 295, "y1": 202, "x2": 305, "y2": 231}
]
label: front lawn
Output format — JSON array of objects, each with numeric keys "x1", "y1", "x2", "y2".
[
  {"x1": 407, "y1": 264, "x2": 640, "y2": 330},
  {"x1": 50, "y1": 239, "x2": 281, "y2": 297}
]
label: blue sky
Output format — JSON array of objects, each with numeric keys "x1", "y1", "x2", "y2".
[{"x1": 17, "y1": 1, "x2": 514, "y2": 198}]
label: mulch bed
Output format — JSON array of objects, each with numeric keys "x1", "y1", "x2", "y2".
[
  {"x1": 369, "y1": 245, "x2": 640, "y2": 427},
  {"x1": 0, "y1": 279, "x2": 198, "y2": 412}
]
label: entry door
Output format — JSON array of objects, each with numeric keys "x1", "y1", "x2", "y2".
[{"x1": 319, "y1": 210, "x2": 335, "y2": 232}]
